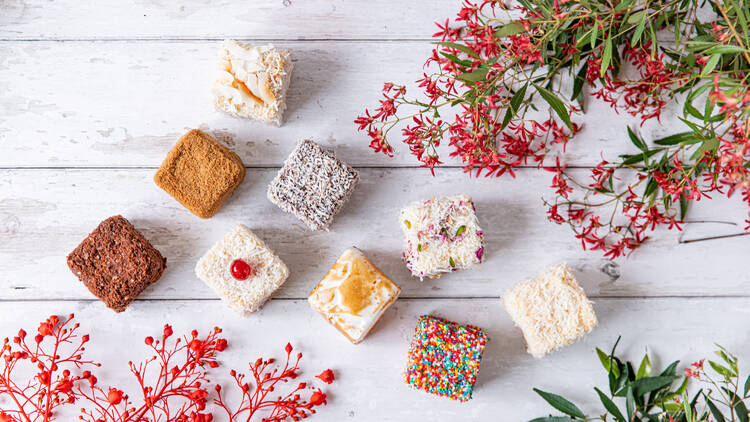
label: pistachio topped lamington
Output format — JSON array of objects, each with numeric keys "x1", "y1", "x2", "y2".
[
  {"x1": 212, "y1": 40, "x2": 293, "y2": 125},
  {"x1": 400, "y1": 194, "x2": 485, "y2": 279}
]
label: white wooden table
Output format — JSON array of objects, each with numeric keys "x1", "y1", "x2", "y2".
[{"x1": 1, "y1": 1, "x2": 749, "y2": 420}]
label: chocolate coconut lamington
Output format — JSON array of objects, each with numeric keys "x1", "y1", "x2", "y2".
[
  {"x1": 267, "y1": 139, "x2": 359, "y2": 230},
  {"x1": 67, "y1": 215, "x2": 167, "y2": 312}
]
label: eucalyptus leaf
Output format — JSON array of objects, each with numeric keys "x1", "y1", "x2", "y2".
[
  {"x1": 600, "y1": 38, "x2": 613, "y2": 77},
  {"x1": 595, "y1": 388, "x2": 625, "y2": 422},
  {"x1": 533, "y1": 389, "x2": 586, "y2": 419},
  {"x1": 434, "y1": 41, "x2": 480, "y2": 59},
  {"x1": 533, "y1": 84, "x2": 574, "y2": 131}
]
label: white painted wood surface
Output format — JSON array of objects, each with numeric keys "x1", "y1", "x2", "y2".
[{"x1": 0, "y1": 1, "x2": 748, "y2": 421}]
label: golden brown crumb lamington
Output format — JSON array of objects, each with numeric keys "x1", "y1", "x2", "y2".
[
  {"x1": 67, "y1": 215, "x2": 167, "y2": 312},
  {"x1": 154, "y1": 129, "x2": 245, "y2": 218}
]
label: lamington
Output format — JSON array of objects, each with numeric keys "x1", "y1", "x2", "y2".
[
  {"x1": 404, "y1": 315, "x2": 489, "y2": 402},
  {"x1": 212, "y1": 39, "x2": 293, "y2": 125},
  {"x1": 66, "y1": 215, "x2": 167, "y2": 312},
  {"x1": 154, "y1": 129, "x2": 245, "y2": 219},
  {"x1": 267, "y1": 139, "x2": 359, "y2": 231},
  {"x1": 503, "y1": 263, "x2": 597, "y2": 358},
  {"x1": 195, "y1": 224, "x2": 289, "y2": 315},
  {"x1": 400, "y1": 194, "x2": 484, "y2": 279},
  {"x1": 308, "y1": 247, "x2": 401, "y2": 344}
]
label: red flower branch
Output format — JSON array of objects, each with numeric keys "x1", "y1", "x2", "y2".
[
  {"x1": 0, "y1": 316, "x2": 334, "y2": 422},
  {"x1": 213, "y1": 343, "x2": 331, "y2": 422}
]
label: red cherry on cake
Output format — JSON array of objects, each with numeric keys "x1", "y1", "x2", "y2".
[{"x1": 231, "y1": 259, "x2": 253, "y2": 280}]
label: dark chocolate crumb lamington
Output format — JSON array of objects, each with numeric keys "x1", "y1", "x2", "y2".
[
  {"x1": 67, "y1": 215, "x2": 167, "y2": 312},
  {"x1": 267, "y1": 139, "x2": 359, "y2": 230}
]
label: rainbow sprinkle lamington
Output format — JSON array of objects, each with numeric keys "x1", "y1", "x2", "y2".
[{"x1": 404, "y1": 315, "x2": 489, "y2": 402}]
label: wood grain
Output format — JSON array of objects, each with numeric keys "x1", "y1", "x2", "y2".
[
  {"x1": 0, "y1": 41, "x2": 689, "y2": 168},
  {"x1": 0, "y1": 298, "x2": 748, "y2": 421},
  {"x1": 0, "y1": 0, "x2": 457, "y2": 40},
  {"x1": 0, "y1": 167, "x2": 746, "y2": 301}
]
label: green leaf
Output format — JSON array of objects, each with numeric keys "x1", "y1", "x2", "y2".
[
  {"x1": 528, "y1": 418, "x2": 578, "y2": 422},
  {"x1": 571, "y1": 64, "x2": 587, "y2": 101},
  {"x1": 533, "y1": 84, "x2": 574, "y2": 131},
  {"x1": 594, "y1": 388, "x2": 625, "y2": 422},
  {"x1": 434, "y1": 41, "x2": 480, "y2": 60},
  {"x1": 597, "y1": 348, "x2": 621, "y2": 378},
  {"x1": 627, "y1": 127, "x2": 647, "y2": 151},
  {"x1": 449, "y1": 257, "x2": 456, "y2": 268},
  {"x1": 631, "y1": 14, "x2": 647, "y2": 44},
  {"x1": 591, "y1": 23, "x2": 599, "y2": 50},
  {"x1": 743, "y1": 373, "x2": 750, "y2": 397},
  {"x1": 456, "y1": 66, "x2": 489, "y2": 83},
  {"x1": 533, "y1": 389, "x2": 586, "y2": 419},
  {"x1": 703, "y1": 45, "x2": 749, "y2": 55},
  {"x1": 600, "y1": 38, "x2": 613, "y2": 77},
  {"x1": 615, "y1": 0, "x2": 634, "y2": 10},
  {"x1": 625, "y1": 386, "x2": 635, "y2": 420},
  {"x1": 690, "y1": 137, "x2": 720, "y2": 161},
  {"x1": 706, "y1": 397, "x2": 727, "y2": 422},
  {"x1": 576, "y1": 28, "x2": 594, "y2": 48},
  {"x1": 709, "y1": 360, "x2": 735, "y2": 379},
  {"x1": 654, "y1": 132, "x2": 699, "y2": 146},
  {"x1": 620, "y1": 149, "x2": 663, "y2": 165},
  {"x1": 637, "y1": 353, "x2": 652, "y2": 379},
  {"x1": 700, "y1": 54, "x2": 721, "y2": 77},
  {"x1": 627, "y1": 10, "x2": 646, "y2": 24},
  {"x1": 501, "y1": 84, "x2": 528, "y2": 131},
  {"x1": 660, "y1": 360, "x2": 680, "y2": 377},
  {"x1": 680, "y1": 196, "x2": 689, "y2": 220},
  {"x1": 736, "y1": 399, "x2": 749, "y2": 422},
  {"x1": 494, "y1": 22, "x2": 525, "y2": 38},
  {"x1": 440, "y1": 52, "x2": 473, "y2": 67},
  {"x1": 455, "y1": 225, "x2": 466, "y2": 236},
  {"x1": 631, "y1": 375, "x2": 678, "y2": 396}
]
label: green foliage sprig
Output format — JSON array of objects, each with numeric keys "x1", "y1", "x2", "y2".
[{"x1": 531, "y1": 338, "x2": 750, "y2": 422}]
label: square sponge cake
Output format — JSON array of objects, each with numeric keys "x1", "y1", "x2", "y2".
[
  {"x1": 67, "y1": 215, "x2": 167, "y2": 312},
  {"x1": 400, "y1": 194, "x2": 485, "y2": 279},
  {"x1": 308, "y1": 247, "x2": 401, "y2": 344},
  {"x1": 404, "y1": 315, "x2": 488, "y2": 402},
  {"x1": 212, "y1": 40, "x2": 293, "y2": 126},
  {"x1": 195, "y1": 224, "x2": 289, "y2": 315},
  {"x1": 154, "y1": 129, "x2": 245, "y2": 219},
  {"x1": 503, "y1": 263, "x2": 597, "y2": 358},
  {"x1": 267, "y1": 139, "x2": 359, "y2": 231}
]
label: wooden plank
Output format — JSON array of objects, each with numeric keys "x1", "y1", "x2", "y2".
[
  {"x1": 0, "y1": 167, "x2": 746, "y2": 301},
  {"x1": 0, "y1": 298, "x2": 747, "y2": 421},
  {"x1": 0, "y1": 0, "x2": 458, "y2": 40},
  {"x1": 0, "y1": 40, "x2": 685, "y2": 168}
]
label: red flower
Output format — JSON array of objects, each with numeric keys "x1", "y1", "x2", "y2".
[
  {"x1": 316, "y1": 369, "x2": 335, "y2": 384},
  {"x1": 309, "y1": 390, "x2": 327, "y2": 406},
  {"x1": 107, "y1": 388, "x2": 124, "y2": 405}
]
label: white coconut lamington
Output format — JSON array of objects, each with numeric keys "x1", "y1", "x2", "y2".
[
  {"x1": 195, "y1": 224, "x2": 289, "y2": 315},
  {"x1": 309, "y1": 248, "x2": 401, "y2": 344},
  {"x1": 212, "y1": 40, "x2": 293, "y2": 125},
  {"x1": 400, "y1": 194, "x2": 485, "y2": 279},
  {"x1": 503, "y1": 263, "x2": 597, "y2": 358},
  {"x1": 268, "y1": 140, "x2": 359, "y2": 231}
]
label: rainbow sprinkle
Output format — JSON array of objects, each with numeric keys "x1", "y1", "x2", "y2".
[{"x1": 404, "y1": 315, "x2": 489, "y2": 402}]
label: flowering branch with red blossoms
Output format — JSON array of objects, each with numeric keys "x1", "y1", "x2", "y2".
[
  {"x1": 356, "y1": 0, "x2": 750, "y2": 258},
  {"x1": 0, "y1": 315, "x2": 334, "y2": 422}
]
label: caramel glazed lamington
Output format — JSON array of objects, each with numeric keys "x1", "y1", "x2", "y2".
[
  {"x1": 212, "y1": 40, "x2": 293, "y2": 125},
  {"x1": 308, "y1": 248, "x2": 401, "y2": 344}
]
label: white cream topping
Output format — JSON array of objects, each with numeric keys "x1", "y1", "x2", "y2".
[
  {"x1": 212, "y1": 40, "x2": 293, "y2": 125},
  {"x1": 308, "y1": 248, "x2": 400, "y2": 343}
]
